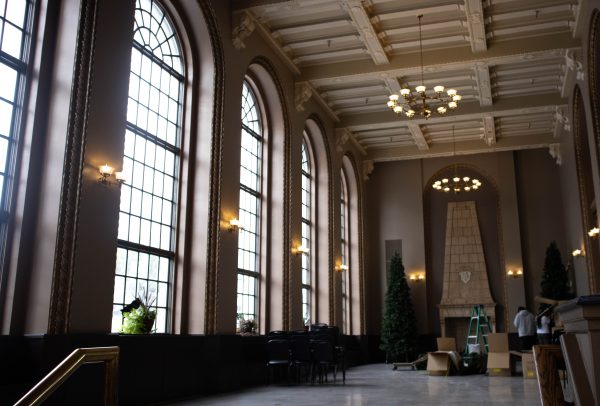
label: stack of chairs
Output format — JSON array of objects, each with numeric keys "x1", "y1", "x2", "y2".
[
  {"x1": 309, "y1": 324, "x2": 345, "y2": 384},
  {"x1": 265, "y1": 325, "x2": 346, "y2": 385},
  {"x1": 266, "y1": 331, "x2": 290, "y2": 383}
]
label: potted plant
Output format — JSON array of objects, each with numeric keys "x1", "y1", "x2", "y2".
[{"x1": 120, "y1": 287, "x2": 157, "y2": 334}]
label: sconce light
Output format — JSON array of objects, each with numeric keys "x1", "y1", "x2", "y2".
[
  {"x1": 572, "y1": 248, "x2": 584, "y2": 257},
  {"x1": 228, "y1": 218, "x2": 243, "y2": 232},
  {"x1": 506, "y1": 269, "x2": 523, "y2": 278},
  {"x1": 588, "y1": 227, "x2": 600, "y2": 237},
  {"x1": 98, "y1": 164, "x2": 126, "y2": 186},
  {"x1": 409, "y1": 272, "x2": 425, "y2": 282},
  {"x1": 335, "y1": 264, "x2": 348, "y2": 272},
  {"x1": 294, "y1": 245, "x2": 310, "y2": 256}
]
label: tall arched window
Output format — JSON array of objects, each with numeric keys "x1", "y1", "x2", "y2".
[
  {"x1": 0, "y1": 0, "x2": 34, "y2": 270},
  {"x1": 237, "y1": 80, "x2": 263, "y2": 324},
  {"x1": 301, "y1": 140, "x2": 312, "y2": 324},
  {"x1": 340, "y1": 170, "x2": 349, "y2": 333},
  {"x1": 112, "y1": 0, "x2": 184, "y2": 333}
]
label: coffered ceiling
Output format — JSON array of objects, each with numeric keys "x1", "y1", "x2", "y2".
[{"x1": 232, "y1": 0, "x2": 583, "y2": 163}]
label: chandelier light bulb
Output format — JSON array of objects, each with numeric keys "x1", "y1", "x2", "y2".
[
  {"x1": 453, "y1": 176, "x2": 460, "y2": 182},
  {"x1": 400, "y1": 88, "x2": 411, "y2": 96},
  {"x1": 463, "y1": 176, "x2": 470, "y2": 182},
  {"x1": 393, "y1": 105, "x2": 403, "y2": 113},
  {"x1": 465, "y1": 186, "x2": 471, "y2": 191},
  {"x1": 387, "y1": 100, "x2": 395, "y2": 108},
  {"x1": 437, "y1": 106, "x2": 447, "y2": 114},
  {"x1": 415, "y1": 85, "x2": 426, "y2": 93},
  {"x1": 448, "y1": 101, "x2": 458, "y2": 109},
  {"x1": 452, "y1": 95, "x2": 462, "y2": 102},
  {"x1": 443, "y1": 187, "x2": 450, "y2": 192},
  {"x1": 434, "y1": 85, "x2": 445, "y2": 93},
  {"x1": 406, "y1": 109, "x2": 415, "y2": 117},
  {"x1": 447, "y1": 89, "x2": 457, "y2": 96},
  {"x1": 389, "y1": 94, "x2": 399, "y2": 101},
  {"x1": 442, "y1": 178, "x2": 448, "y2": 183}
]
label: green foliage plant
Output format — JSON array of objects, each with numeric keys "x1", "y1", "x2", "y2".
[
  {"x1": 379, "y1": 253, "x2": 418, "y2": 362},
  {"x1": 121, "y1": 287, "x2": 157, "y2": 334},
  {"x1": 539, "y1": 241, "x2": 572, "y2": 311}
]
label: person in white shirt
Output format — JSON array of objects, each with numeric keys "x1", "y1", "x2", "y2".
[
  {"x1": 536, "y1": 312, "x2": 552, "y2": 345},
  {"x1": 513, "y1": 306, "x2": 536, "y2": 351}
]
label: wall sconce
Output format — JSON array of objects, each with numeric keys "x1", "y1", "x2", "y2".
[
  {"x1": 335, "y1": 264, "x2": 348, "y2": 272},
  {"x1": 588, "y1": 227, "x2": 600, "y2": 237},
  {"x1": 228, "y1": 218, "x2": 244, "y2": 232},
  {"x1": 572, "y1": 248, "x2": 584, "y2": 257},
  {"x1": 98, "y1": 164, "x2": 126, "y2": 186},
  {"x1": 506, "y1": 269, "x2": 523, "y2": 278},
  {"x1": 294, "y1": 245, "x2": 310, "y2": 256},
  {"x1": 409, "y1": 273, "x2": 425, "y2": 282}
]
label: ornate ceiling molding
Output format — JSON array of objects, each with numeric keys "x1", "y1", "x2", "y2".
[
  {"x1": 295, "y1": 82, "x2": 312, "y2": 111},
  {"x1": 232, "y1": 11, "x2": 255, "y2": 50},
  {"x1": 463, "y1": 0, "x2": 487, "y2": 53},
  {"x1": 548, "y1": 143, "x2": 562, "y2": 166},
  {"x1": 407, "y1": 123, "x2": 429, "y2": 151},
  {"x1": 339, "y1": 0, "x2": 389, "y2": 65},
  {"x1": 482, "y1": 114, "x2": 496, "y2": 146}
]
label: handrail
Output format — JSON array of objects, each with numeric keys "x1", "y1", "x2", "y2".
[{"x1": 14, "y1": 346, "x2": 119, "y2": 406}]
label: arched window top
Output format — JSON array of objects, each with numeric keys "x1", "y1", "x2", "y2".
[
  {"x1": 241, "y1": 81, "x2": 262, "y2": 135},
  {"x1": 133, "y1": 0, "x2": 183, "y2": 75},
  {"x1": 301, "y1": 141, "x2": 309, "y2": 173}
]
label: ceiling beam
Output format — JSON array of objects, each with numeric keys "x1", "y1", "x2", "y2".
[
  {"x1": 473, "y1": 63, "x2": 493, "y2": 107},
  {"x1": 407, "y1": 123, "x2": 429, "y2": 151},
  {"x1": 339, "y1": 0, "x2": 389, "y2": 65},
  {"x1": 341, "y1": 93, "x2": 567, "y2": 130},
  {"x1": 243, "y1": 11, "x2": 301, "y2": 75},
  {"x1": 463, "y1": 0, "x2": 487, "y2": 52},
  {"x1": 301, "y1": 33, "x2": 579, "y2": 83},
  {"x1": 367, "y1": 134, "x2": 557, "y2": 162},
  {"x1": 482, "y1": 114, "x2": 496, "y2": 146}
]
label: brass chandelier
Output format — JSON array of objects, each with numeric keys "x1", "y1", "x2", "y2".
[
  {"x1": 386, "y1": 15, "x2": 461, "y2": 119},
  {"x1": 432, "y1": 126, "x2": 482, "y2": 193}
]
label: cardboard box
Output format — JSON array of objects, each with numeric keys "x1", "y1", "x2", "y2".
[
  {"x1": 486, "y1": 333, "x2": 512, "y2": 376},
  {"x1": 426, "y1": 337, "x2": 458, "y2": 376},
  {"x1": 521, "y1": 352, "x2": 537, "y2": 379}
]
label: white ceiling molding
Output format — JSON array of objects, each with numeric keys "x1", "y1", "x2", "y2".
[
  {"x1": 339, "y1": 0, "x2": 389, "y2": 65},
  {"x1": 380, "y1": 73, "x2": 402, "y2": 94},
  {"x1": 336, "y1": 127, "x2": 351, "y2": 153},
  {"x1": 232, "y1": 11, "x2": 256, "y2": 50},
  {"x1": 363, "y1": 160, "x2": 375, "y2": 180},
  {"x1": 295, "y1": 82, "x2": 312, "y2": 112},
  {"x1": 463, "y1": 0, "x2": 487, "y2": 52},
  {"x1": 549, "y1": 143, "x2": 562, "y2": 165},
  {"x1": 554, "y1": 106, "x2": 571, "y2": 138},
  {"x1": 473, "y1": 63, "x2": 493, "y2": 107},
  {"x1": 302, "y1": 34, "x2": 579, "y2": 83},
  {"x1": 243, "y1": 11, "x2": 301, "y2": 75},
  {"x1": 481, "y1": 114, "x2": 496, "y2": 146},
  {"x1": 407, "y1": 123, "x2": 429, "y2": 151},
  {"x1": 305, "y1": 82, "x2": 340, "y2": 122},
  {"x1": 336, "y1": 127, "x2": 366, "y2": 155},
  {"x1": 562, "y1": 49, "x2": 585, "y2": 95},
  {"x1": 342, "y1": 94, "x2": 567, "y2": 130},
  {"x1": 368, "y1": 134, "x2": 558, "y2": 162}
]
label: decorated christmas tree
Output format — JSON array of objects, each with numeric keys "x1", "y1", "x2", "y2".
[
  {"x1": 380, "y1": 253, "x2": 418, "y2": 362},
  {"x1": 540, "y1": 241, "x2": 572, "y2": 310}
]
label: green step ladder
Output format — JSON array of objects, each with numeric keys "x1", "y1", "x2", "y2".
[{"x1": 464, "y1": 304, "x2": 493, "y2": 355}]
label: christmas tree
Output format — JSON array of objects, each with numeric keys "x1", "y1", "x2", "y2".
[
  {"x1": 540, "y1": 241, "x2": 572, "y2": 310},
  {"x1": 379, "y1": 253, "x2": 418, "y2": 362}
]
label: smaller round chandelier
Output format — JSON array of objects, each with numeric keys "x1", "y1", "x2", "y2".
[
  {"x1": 386, "y1": 15, "x2": 461, "y2": 119},
  {"x1": 432, "y1": 126, "x2": 482, "y2": 193},
  {"x1": 432, "y1": 176, "x2": 482, "y2": 193}
]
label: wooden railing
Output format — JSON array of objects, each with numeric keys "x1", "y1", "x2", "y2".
[{"x1": 14, "y1": 346, "x2": 119, "y2": 406}]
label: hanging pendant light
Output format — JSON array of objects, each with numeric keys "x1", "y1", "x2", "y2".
[
  {"x1": 432, "y1": 126, "x2": 482, "y2": 193},
  {"x1": 387, "y1": 14, "x2": 462, "y2": 119},
  {"x1": 386, "y1": 15, "x2": 461, "y2": 119}
]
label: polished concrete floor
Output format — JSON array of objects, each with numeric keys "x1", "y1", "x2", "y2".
[{"x1": 166, "y1": 364, "x2": 541, "y2": 405}]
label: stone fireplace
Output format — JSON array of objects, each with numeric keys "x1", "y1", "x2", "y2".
[{"x1": 439, "y1": 201, "x2": 496, "y2": 338}]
